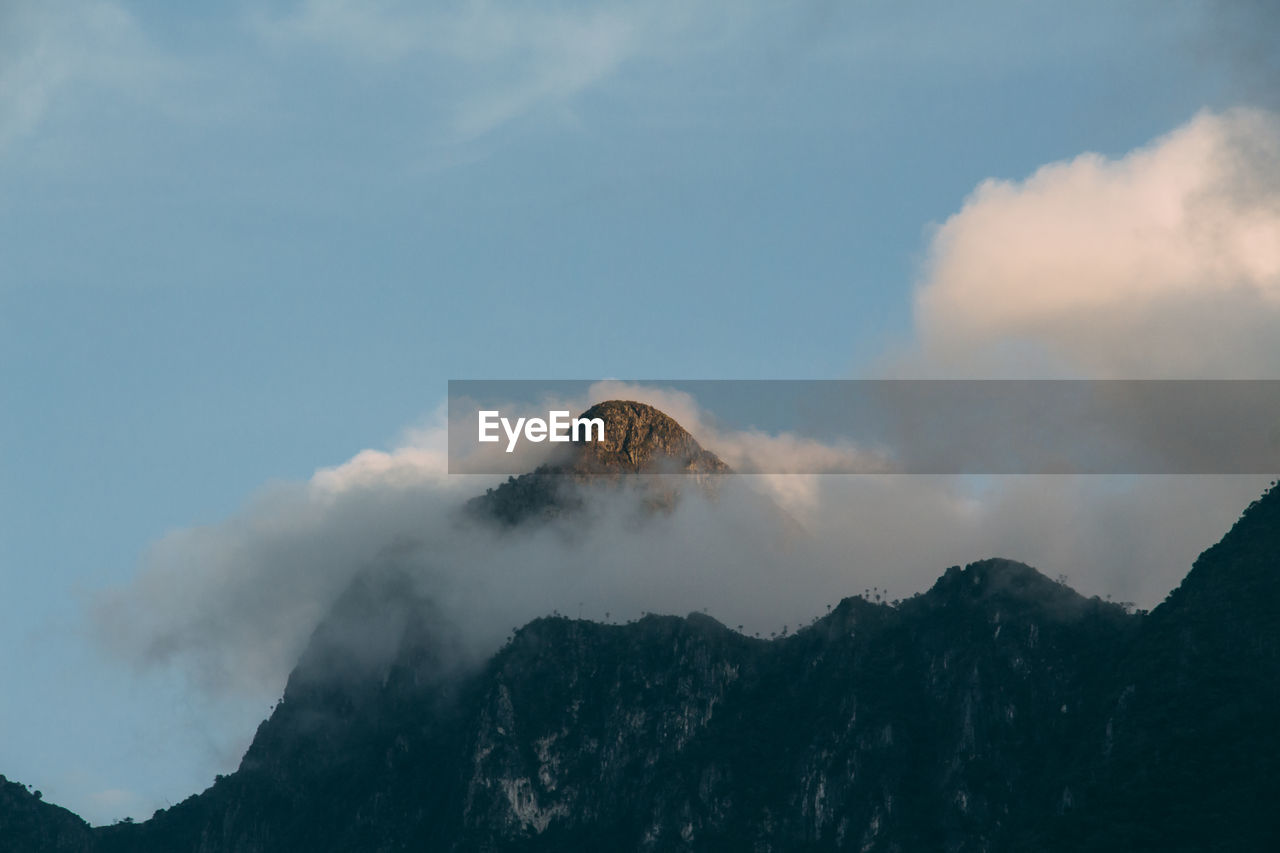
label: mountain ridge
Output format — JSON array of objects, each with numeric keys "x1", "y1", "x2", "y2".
[{"x1": 4, "y1": 409, "x2": 1278, "y2": 851}]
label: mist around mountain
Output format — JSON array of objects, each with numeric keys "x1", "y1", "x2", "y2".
[{"x1": 3, "y1": 403, "x2": 1278, "y2": 851}]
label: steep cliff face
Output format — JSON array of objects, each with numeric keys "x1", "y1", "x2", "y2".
[{"x1": 6, "y1": 409, "x2": 1279, "y2": 851}]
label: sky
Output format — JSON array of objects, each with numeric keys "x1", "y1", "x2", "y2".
[{"x1": 2, "y1": 0, "x2": 1279, "y2": 827}]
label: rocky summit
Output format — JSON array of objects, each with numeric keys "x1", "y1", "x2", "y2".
[
  {"x1": 559, "y1": 400, "x2": 730, "y2": 476},
  {"x1": 3, "y1": 405, "x2": 1279, "y2": 852},
  {"x1": 468, "y1": 400, "x2": 730, "y2": 525}
]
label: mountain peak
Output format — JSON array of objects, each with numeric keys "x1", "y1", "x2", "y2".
[
  {"x1": 467, "y1": 400, "x2": 728, "y2": 525},
  {"x1": 560, "y1": 400, "x2": 728, "y2": 475},
  {"x1": 925, "y1": 558, "x2": 1124, "y2": 622}
]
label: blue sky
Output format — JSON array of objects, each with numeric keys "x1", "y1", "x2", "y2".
[{"x1": 1, "y1": 0, "x2": 1275, "y2": 826}]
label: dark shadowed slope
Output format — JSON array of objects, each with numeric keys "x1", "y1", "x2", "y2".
[
  {"x1": 0, "y1": 777, "x2": 94, "y2": 853},
  {"x1": 1034, "y1": 483, "x2": 1280, "y2": 851}
]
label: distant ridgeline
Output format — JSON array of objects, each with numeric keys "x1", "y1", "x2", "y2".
[{"x1": 3, "y1": 404, "x2": 1278, "y2": 852}]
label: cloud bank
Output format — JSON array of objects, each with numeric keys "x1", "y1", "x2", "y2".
[{"x1": 92, "y1": 393, "x2": 1268, "y2": 705}]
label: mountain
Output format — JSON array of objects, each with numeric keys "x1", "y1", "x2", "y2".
[{"x1": 4, "y1": 405, "x2": 1278, "y2": 851}]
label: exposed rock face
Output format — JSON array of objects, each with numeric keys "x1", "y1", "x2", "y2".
[
  {"x1": 468, "y1": 400, "x2": 729, "y2": 525},
  {"x1": 560, "y1": 401, "x2": 730, "y2": 476},
  {"x1": 6, "y1": 406, "x2": 1280, "y2": 851}
]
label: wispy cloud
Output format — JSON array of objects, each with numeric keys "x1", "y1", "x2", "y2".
[{"x1": 249, "y1": 0, "x2": 748, "y2": 138}]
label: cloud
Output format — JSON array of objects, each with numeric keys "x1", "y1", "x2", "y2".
[
  {"x1": 900, "y1": 108, "x2": 1280, "y2": 378},
  {"x1": 250, "y1": 0, "x2": 725, "y2": 138},
  {"x1": 89, "y1": 392, "x2": 873, "y2": 698},
  {"x1": 91, "y1": 411, "x2": 473, "y2": 697}
]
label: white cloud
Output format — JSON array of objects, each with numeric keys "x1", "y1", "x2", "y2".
[
  {"x1": 309, "y1": 419, "x2": 456, "y2": 495},
  {"x1": 90, "y1": 386, "x2": 870, "y2": 700},
  {"x1": 91, "y1": 408, "x2": 483, "y2": 697},
  {"x1": 903, "y1": 109, "x2": 1280, "y2": 378}
]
